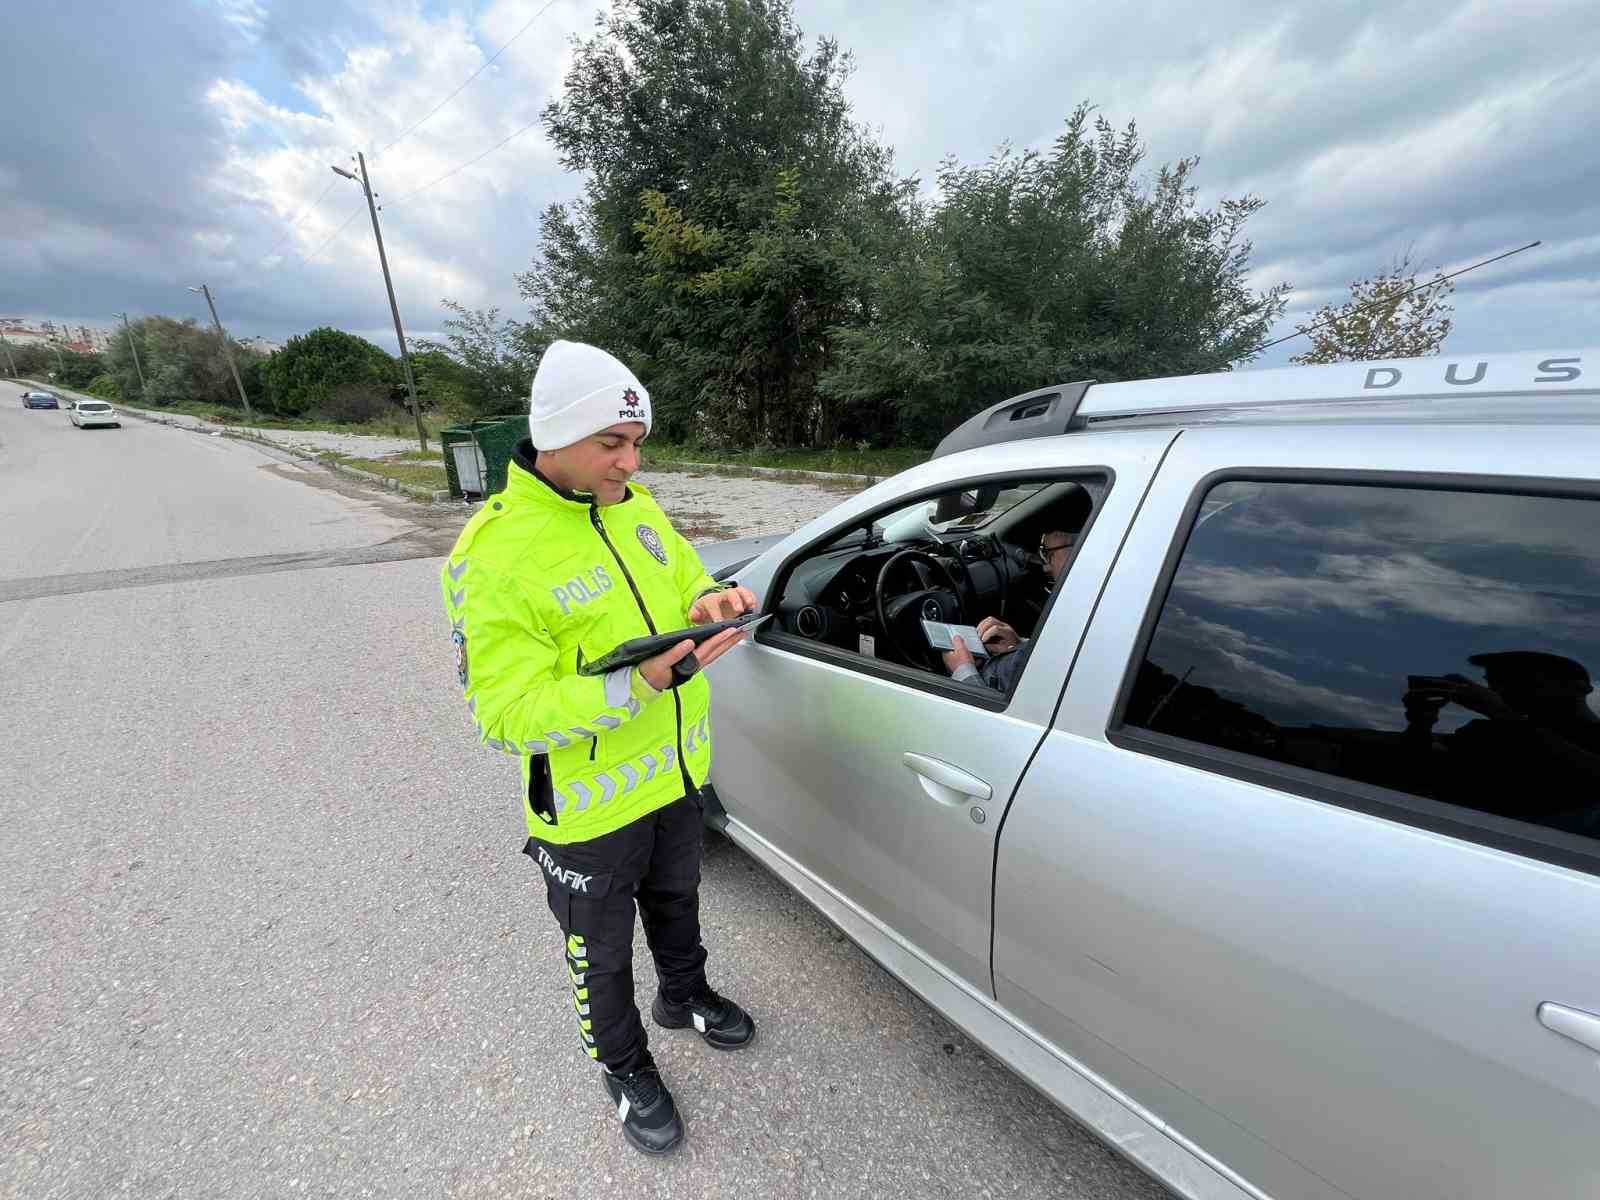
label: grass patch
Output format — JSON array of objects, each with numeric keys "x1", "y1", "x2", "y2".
[
  {"x1": 643, "y1": 442, "x2": 928, "y2": 478},
  {"x1": 335, "y1": 456, "x2": 448, "y2": 488}
]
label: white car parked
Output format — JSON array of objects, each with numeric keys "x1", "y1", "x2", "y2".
[{"x1": 68, "y1": 399, "x2": 120, "y2": 428}]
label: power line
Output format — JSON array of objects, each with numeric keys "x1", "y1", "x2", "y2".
[
  {"x1": 376, "y1": 0, "x2": 561, "y2": 160},
  {"x1": 258, "y1": 0, "x2": 561, "y2": 269},
  {"x1": 260, "y1": 176, "x2": 340, "y2": 264},
  {"x1": 390, "y1": 116, "x2": 543, "y2": 204},
  {"x1": 1255, "y1": 240, "x2": 1542, "y2": 355}
]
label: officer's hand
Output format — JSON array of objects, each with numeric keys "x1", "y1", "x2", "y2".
[
  {"x1": 942, "y1": 640, "x2": 975, "y2": 676},
  {"x1": 1437, "y1": 673, "x2": 1522, "y2": 721},
  {"x1": 976, "y1": 616, "x2": 1019, "y2": 654},
  {"x1": 688, "y1": 586, "x2": 758, "y2": 625},
  {"x1": 639, "y1": 627, "x2": 747, "y2": 691}
]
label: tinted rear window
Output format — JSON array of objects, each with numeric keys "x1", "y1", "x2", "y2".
[{"x1": 1123, "y1": 480, "x2": 1600, "y2": 847}]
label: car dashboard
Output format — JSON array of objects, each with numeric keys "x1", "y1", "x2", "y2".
[{"x1": 772, "y1": 535, "x2": 1015, "y2": 655}]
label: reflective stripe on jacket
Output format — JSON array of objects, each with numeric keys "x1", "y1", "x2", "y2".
[{"x1": 441, "y1": 448, "x2": 720, "y2": 844}]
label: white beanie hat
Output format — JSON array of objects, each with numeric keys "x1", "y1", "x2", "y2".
[{"x1": 527, "y1": 340, "x2": 652, "y2": 450}]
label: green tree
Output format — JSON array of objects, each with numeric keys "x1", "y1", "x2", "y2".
[
  {"x1": 414, "y1": 302, "x2": 538, "y2": 420},
  {"x1": 101, "y1": 319, "x2": 152, "y2": 401},
  {"x1": 236, "y1": 356, "x2": 271, "y2": 413},
  {"x1": 517, "y1": 0, "x2": 1288, "y2": 451},
  {"x1": 5, "y1": 342, "x2": 54, "y2": 380},
  {"x1": 1289, "y1": 251, "x2": 1454, "y2": 365},
  {"x1": 263, "y1": 327, "x2": 397, "y2": 417},
  {"x1": 52, "y1": 350, "x2": 106, "y2": 389},
  {"x1": 528, "y1": 0, "x2": 901, "y2": 446},
  {"x1": 86, "y1": 374, "x2": 122, "y2": 400},
  {"x1": 821, "y1": 107, "x2": 1291, "y2": 445},
  {"x1": 101, "y1": 316, "x2": 262, "y2": 409}
]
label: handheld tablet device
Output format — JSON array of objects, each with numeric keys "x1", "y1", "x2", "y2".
[{"x1": 576, "y1": 611, "x2": 770, "y2": 683}]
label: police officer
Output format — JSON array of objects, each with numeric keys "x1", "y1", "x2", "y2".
[{"x1": 441, "y1": 341, "x2": 759, "y2": 1156}]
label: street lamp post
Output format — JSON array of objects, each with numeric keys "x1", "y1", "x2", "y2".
[
  {"x1": 187, "y1": 284, "x2": 253, "y2": 417},
  {"x1": 115, "y1": 311, "x2": 147, "y2": 396},
  {"x1": 332, "y1": 153, "x2": 426, "y2": 453}
]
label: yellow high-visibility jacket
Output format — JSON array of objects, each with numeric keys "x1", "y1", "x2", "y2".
[{"x1": 441, "y1": 451, "x2": 721, "y2": 844}]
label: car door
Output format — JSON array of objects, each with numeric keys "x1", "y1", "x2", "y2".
[
  {"x1": 994, "y1": 424, "x2": 1600, "y2": 1200},
  {"x1": 710, "y1": 430, "x2": 1174, "y2": 992}
]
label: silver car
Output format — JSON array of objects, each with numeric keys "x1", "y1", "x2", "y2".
[{"x1": 701, "y1": 347, "x2": 1600, "y2": 1200}]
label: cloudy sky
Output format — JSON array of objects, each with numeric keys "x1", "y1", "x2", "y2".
[{"x1": 4, "y1": 0, "x2": 1596, "y2": 368}]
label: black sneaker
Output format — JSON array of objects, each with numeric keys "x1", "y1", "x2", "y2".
[
  {"x1": 652, "y1": 982, "x2": 756, "y2": 1050},
  {"x1": 601, "y1": 1063, "x2": 684, "y2": 1156}
]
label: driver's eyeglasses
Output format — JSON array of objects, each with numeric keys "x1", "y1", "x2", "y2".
[{"x1": 1039, "y1": 541, "x2": 1073, "y2": 558}]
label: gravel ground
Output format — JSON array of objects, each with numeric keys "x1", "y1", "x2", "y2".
[
  {"x1": 627, "y1": 466, "x2": 859, "y2": 540},
  {"x1": 115, "y1": 405, "x2": 864, "y2": 540}
]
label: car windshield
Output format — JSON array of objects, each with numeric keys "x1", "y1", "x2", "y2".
[
  {"x1": 80, "y1": 402, "x2": 110, "y2": 411},
  {"x1": 873, "y1": 483, "x2": 1050, "y2": 545}
]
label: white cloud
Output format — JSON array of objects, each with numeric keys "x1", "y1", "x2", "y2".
[
  {"x1": 3, "y1": 0, "x2": 1597, "y2": 360},
  {"x1": 1151, "y1": 605, "x2": 1389, "y2": 727}
]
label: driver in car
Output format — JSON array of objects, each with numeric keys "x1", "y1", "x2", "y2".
[{"x1": 942, "y1": 530, "x2": 1075, "y2": 692}]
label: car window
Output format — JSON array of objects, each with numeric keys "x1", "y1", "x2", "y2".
[
  {"x1": 771, "y1": 476, "x2": 1099, "y2": 701},
  {"x1": 1122, "y1": 480, "x2": 1600, "y2": 848}
]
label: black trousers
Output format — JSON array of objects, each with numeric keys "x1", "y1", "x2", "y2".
[{"x1": 526, "y1": 791, "x2": 708, "y2": 1074}]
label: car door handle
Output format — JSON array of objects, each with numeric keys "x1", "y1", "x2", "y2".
[
  {"x1": 1538, "y1": 1002, "x2": 1600, "y2": 1054},
  {"x1": 902, "y1": 753, "x2": 992, "y2": 806}
]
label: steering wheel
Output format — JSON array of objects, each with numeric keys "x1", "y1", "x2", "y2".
[{"x1": 874, "y1": 548, "x2": 967, "y2": 668}]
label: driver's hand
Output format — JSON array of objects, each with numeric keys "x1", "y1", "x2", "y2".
[
  {"x1": 976, "y1": 616, "x2": 1020, "y2": 654},
  {"x1": 688, "y1": 586, "x2": 758, "y2": 625},
  {"x1": 942, "y1": 640, "x2": 975, "y2": 676}
]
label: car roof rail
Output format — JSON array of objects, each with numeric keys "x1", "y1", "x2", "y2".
[
  {"x1": 930, "y1": 349, "x2": 1596, "y2": 455},
  {"x1": 1075, "y1": 347, "x2": 1597, "y2": 426},
  {"x1": 931, "y1": 381, "x2": 1096, "y2": 459}
]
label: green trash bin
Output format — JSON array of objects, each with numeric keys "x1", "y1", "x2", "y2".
[
  {"x1": 439, "y1": 416, "x2": 525, "y2": 500},
  {"x1": 474, "y1": 415, "x2": 526, "y2": 497}
]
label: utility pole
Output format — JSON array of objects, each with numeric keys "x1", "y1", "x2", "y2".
[
  {"x1": 332, "y1": 152, "x2": 426, "y2": 452},
  {"x1": 187, "y1": 284, "x2": 253, "y2": 417},
  {"x1": 116, "y1": 311, "x2": 147, "y2": 395}
]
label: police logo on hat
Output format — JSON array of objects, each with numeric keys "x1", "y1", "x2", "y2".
[
  {"x1": 637, "y1": 524, "x2": 668, "y2": 566},
  {"x1": 618, "y1": 387, "x2": 647, "y2": 422}
]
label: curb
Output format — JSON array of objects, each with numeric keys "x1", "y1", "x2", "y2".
[
  {"x1": 224, "y1": 428, "x2": 453, "y2": 503},
  {"x1": 91, "y1": 395, "x2": 451, "y2": 504}
]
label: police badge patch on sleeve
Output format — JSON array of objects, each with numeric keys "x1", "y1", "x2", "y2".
[
  {"x1": 636, "y1": 524, "x2": 668, "y2": 566},
  {"x1": 452, "y1": 629, "x2": 469, "y2": 688}
]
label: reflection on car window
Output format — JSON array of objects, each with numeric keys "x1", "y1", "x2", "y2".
[
  {"x1": 869, "y1": 483, "x2": 1051, "y2": 546},
  {"x1": 1123, "y1": 481, "x2": 1600, "y2": 845},
  {"x1": 937, "y1": 484, "x2": 1050, "y2": 531}
]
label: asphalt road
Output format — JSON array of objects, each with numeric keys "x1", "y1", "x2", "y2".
[{"x1": 0, "y1": 383, "x2": 1174, "y2": 1199}]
